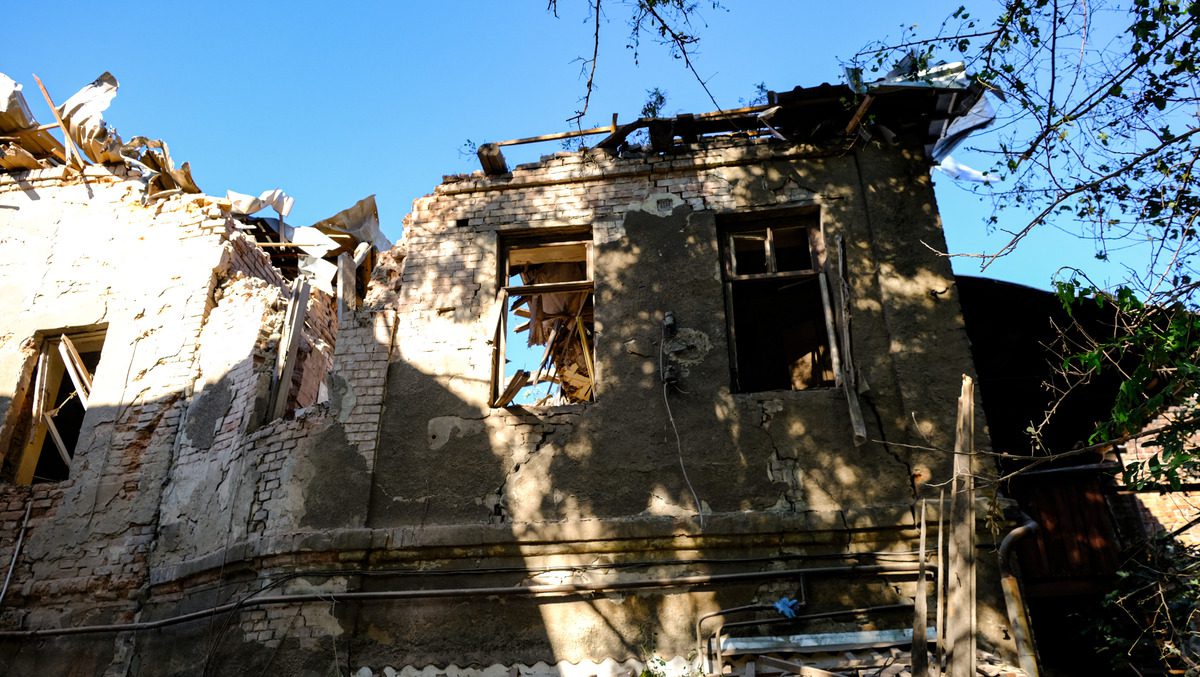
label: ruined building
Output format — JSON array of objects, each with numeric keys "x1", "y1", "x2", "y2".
[{"x1": 0, "y1": 70, "x2": 1036, "y2": 676}]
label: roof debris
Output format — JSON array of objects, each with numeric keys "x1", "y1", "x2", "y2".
[{"x1": 0, "y1": 70, "x2": 390, "y2": 296}]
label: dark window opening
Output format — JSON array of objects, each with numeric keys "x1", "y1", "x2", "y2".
[
  {"x1": 731, "y1": 277, "x2": 834, "y2": 391},
  {"x1": 492, "y1": 232, "x2": 595, "y2": 407},
  {"x1": 11, "y1": 328, "x2": 106, "y2": 484},
  {"x1": 721, "y1": 217, "x2": 837, "y2": 393}
]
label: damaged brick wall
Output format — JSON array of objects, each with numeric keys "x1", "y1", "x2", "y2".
[
  {"x1": 357, "y1": 135, "x2": 1009, "y2": 669},
  {"x1": 0, "y1": 120, "x2": 1016, "y2": 675},
  {"x1": 0, "y1": 165, "x2": 378, "y2": 675}
]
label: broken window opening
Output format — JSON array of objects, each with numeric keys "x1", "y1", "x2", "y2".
[
  {"x1": 10, "y1": 328, "x2": 106, "y2": 485},
  {"x1": 721, "y1": 217, "x2": 838, "y2": 393},
  {"x1": 492, "y1": 233, "x2": 595, "y2": 407}
]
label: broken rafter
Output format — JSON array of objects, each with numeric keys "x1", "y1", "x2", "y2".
[
  {"x1": 268, "y1": 280, "x2": 310, "y2": 422},
  {"x1": 844, "y1": 95, "x2": 876, "y2": 135},
  {"x1": 31, "y1": 74, "x2": 86, "y2": 168},
  {"x1": 495, "y1": 370, "x2": 530, "y2": 408}
]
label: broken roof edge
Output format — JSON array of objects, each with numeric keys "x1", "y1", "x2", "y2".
[
  {"x1": 471, "y1": 74, "x2": 988, "y2": 177},
  {"x1": 0, "y1": 71, "x2": 393, "y2": 294}
]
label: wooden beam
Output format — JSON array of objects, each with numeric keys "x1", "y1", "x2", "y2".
[
  {"x1": 337, "y1": 252, "x2": 356, "y2": 321},
  {"x1": 477, "y1": 143, "x2": 509, "y2": 176},
  {"x1": 505, "y1": 280, "x2": 592, "y2": 296},
  {"x1": 31, "y1": 74, "x2": 86, "y2": 167},
  {"x1": 912, "y1": 499, "x2": 929, "y2": 676},
  {"x1": 530, "y1": 321, "x2": 561, "y2": 386},
  {"x1": 494, "y1": 370, "x2": 530, "y2": 407},
  {"x1": 42, "y1": 413, "x2": 72, "y2": 467},
  {"x1": 269, "y1": 280, "x2": 310, "y2": 422},
  {"x1": 947, "y1": 375, "x2": 977, "y2": 677},
  {"x1": 57, "y1": 334, "x2": 92, "y2": 409},
  {"x1": 492, "y1": 123, "x2": 617, "y2": 148},
  {"x1": 507, "y1": 242, "x2": 589, "y2": 267},
  {"x1": 844, "y1": 94, "x2": 876, "y2": 135}
]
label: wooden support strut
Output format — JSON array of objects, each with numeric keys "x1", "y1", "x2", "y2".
[
  {"x1": 57, "y1": 334, "x2": 93, "y2": 409},
  {"x1": 32, "y1": 74, "x2": 87, "y2": 167},
  {"x1": 947, "y1": 375, "x2": 977, "y2": 677},
  {"x1": 269, "y1": 280, "x2": 310, "y2": 422},
  {"x1": 912, "y1": 499, "x2": 930, "y2": 676}
]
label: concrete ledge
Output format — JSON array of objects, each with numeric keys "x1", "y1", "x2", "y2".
[{"x1": 149, "y1": 505, "x2": 922, "y2": 586}]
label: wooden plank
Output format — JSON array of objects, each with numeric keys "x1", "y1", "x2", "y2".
[
  {"x1": 507, "y1": 242, "x2": 589, "y2": 267},
  {"x1": 477, "y1": 143, "x2": 508, "y2": 175},
  {"x1": 947, "y1": 375, "x2": 977, "y2": 677},
  {"x1": 832, "y1": 246, "x2": 868, "y2": 445},
  {"x1": 269, "y1": 280, "x2": 310, "y2": 421},
  {"x1": 42, "y1": 413, "x2": 72, "y2": 467},
  {"x1": 15, "y1": 350, "x2": 52, "y2": 485},
  {"x1": 576, "y1": 316, "x2": 595, "y2": 397},
  {"x1": 337, "y1": 252, "x2": 356, "y2": 321},
  {"x1": 817, "y1": 273, "x2": 843, "y2": 385},
  {"x1": 352, "y1": 241, "x2": 372, "y2": 266},
  {"x1": 504, "y1": 280, "x2": 593, "y2": 296},
  {"x1": 531, "y1": 321, "x2": 561, "y2": 386},
  {"x1": 935, "y1": 488, "x2": 947, "y2": 674},
  {"x1": 493, "y1": 123, "x2": 616, "y2": 148},
  {"x1": 495, "y1": 370, "x2": 530, "y2": 407},
  {"x1": 912, "y1": 499, "x2": 929, "y2": 677},
  {"x1": 844, "y1": 94, "x2": 876, "y2": 135},
  {"x1": 57, "y1": 334, "x2": 92, "y2": 408},
  {"x1": 31, "y1": 74, "x2": 86, "y2": 167}
]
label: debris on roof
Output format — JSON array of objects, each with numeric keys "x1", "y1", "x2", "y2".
[
  {"x1": 473, "y1": 64, "x2": 993, "y2": 176},
  {"x1": 0, "y1": 71, "x2": 389, "y2": 297},
  {"x1": 1, "y1": 71, "x2": 203, "y2": 196}
]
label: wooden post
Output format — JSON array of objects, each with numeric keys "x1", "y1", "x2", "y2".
[
  {"x1": 337, "y1": 252, "x2": 356, "y2": 322},
  {"x1": 936, "y1": 487, "x2": 947, "y2": 675},
  {"x1": 947, "y1": 375, "x2": 976, "y2": 676},
  {"x1": 269, "y1": 280, "x2": 310, "y2": 422},
  {"x1": 912, "y1": 498, "x2": 929, "y2": 676}
]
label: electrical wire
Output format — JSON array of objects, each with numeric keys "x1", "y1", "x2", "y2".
[{"x1": 661, "y1": 322, "x2": 705, "y2": 527}]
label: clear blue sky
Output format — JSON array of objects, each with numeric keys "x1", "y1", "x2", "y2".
[{"x1": 4, "y1": 1, "x2": 1135, "y2": 291}]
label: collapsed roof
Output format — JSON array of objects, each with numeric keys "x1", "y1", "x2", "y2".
[
  {"x1": 475, "y1": 61, "x2": 992, "y2": 176},
  {"x1": 0, "y1": 72, "x2": 390, "y2": 293}
]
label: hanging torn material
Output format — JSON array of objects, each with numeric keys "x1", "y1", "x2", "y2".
[
  {"x1": 122, "y1": 136, "x2": 201, "y2": 195},
  {"x1": 226, "y1": 188, "x2": 295, "y2": 219},
  {"x1": 309, "y1": 195, "x2": 391, "y2": 252},
  {"x1": 56, "y1": 72, "x2": 124, "y2": 165}
]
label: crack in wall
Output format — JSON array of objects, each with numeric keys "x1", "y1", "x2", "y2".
[{"x1": 482, "y1": 425, "x2": 554, "y2": 524}]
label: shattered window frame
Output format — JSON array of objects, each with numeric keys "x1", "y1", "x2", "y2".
[
  {"x1": 720, "y1": 214, "x2": 841, "y2": 393},
  {"x1": 8, "y1": 327, "x2": 107, "y2": 485},
  {"x1": 491, "y1": 229, "x2": 596, "y2": 407}
]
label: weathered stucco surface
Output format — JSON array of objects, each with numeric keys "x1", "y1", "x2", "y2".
[{"x1": 0, "y1": 120, "x2": 1017, "y2": 674}]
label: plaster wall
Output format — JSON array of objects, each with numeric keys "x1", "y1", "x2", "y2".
[{"x1": 0, "y1": 135, "x2": 1017, "y2": 676}]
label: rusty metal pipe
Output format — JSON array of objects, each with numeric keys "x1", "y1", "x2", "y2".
[
  {"x1": 0, "y1": 562, "x2": 920, "y2": 639},
  {"x1": 999, "y1": 514, "x2": 1040, "y2": 677}
]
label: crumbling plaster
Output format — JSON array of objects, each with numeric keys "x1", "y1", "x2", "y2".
[{"x1": 0, "y1": 129, "x2": 1015, "y2": 674}]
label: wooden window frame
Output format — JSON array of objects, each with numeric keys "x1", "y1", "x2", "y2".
[
  {"x1": 490, "y1": 230, "x2": 596, "y2": 407},
  {"x1": 11, "y1": 327, "x2": 106, "y2": 484},
  {"x1": 721, "y1": 218, "x2": 841, "y2": 392},
  {"x1": 720, "y1": 215, "x2": 867, "y2": 443}
]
